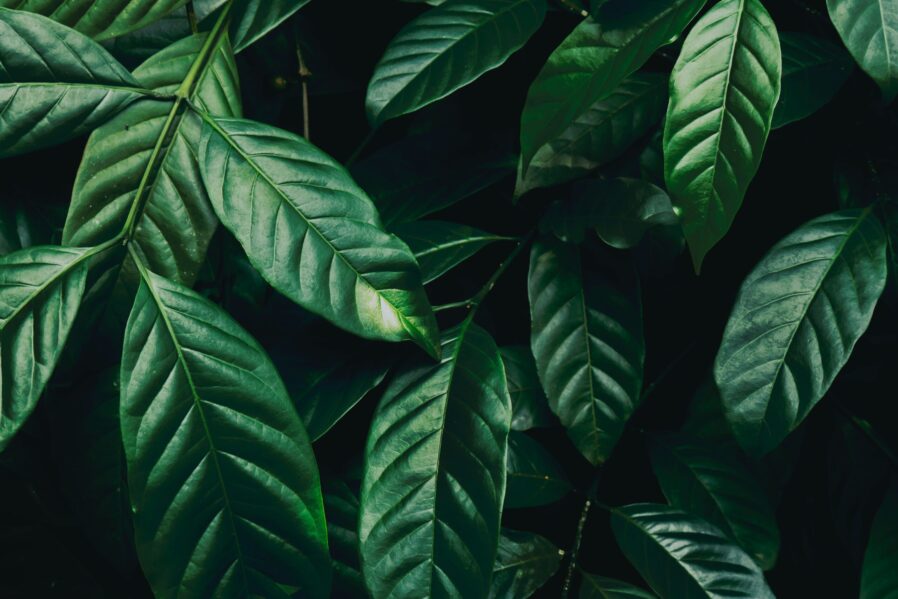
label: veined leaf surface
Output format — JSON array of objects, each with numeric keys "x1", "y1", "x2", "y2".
[
  {"x1": 229, "y1": 0, "x2": 312, "y2": 52},
  {"x1": 0, "y1": 0, "x2": 189, "y2": 39},
  {"x1": 394, "y1": 220, "x2": 510, "y2": 284},
  {"x1": 827, "y1": 0, "x2": 898, "y2": 101},
  {"x1": 489, "y1": 529, "x2": 561, "y2": 599}
]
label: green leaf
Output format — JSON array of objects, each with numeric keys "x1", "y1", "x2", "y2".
[
  {"x1": 529, "y1": 237, "x2": 644, "y2": 464},
  {"x1": 323, "y1": 478, "x2": 368, "y2": 598},
  {"x1": 394, "y1": 220, "x2": 510, "y2": 284},
  {"x1": 0, "y1": 8, "x2": 151, "y2": 157},
  {"x1": 520, "y1": 0, "x2": 706, "y2": 172},
  {"x1": 198, "y1": 116, "x2": 441, "y2": 359},
  {"x1": 827, "y1": 0, "x2": 898, "y2": 101},
  {"x1": 579, "y1": 573, "x2": 655, "y2": 598},
  {"x1": 120, "y1": 264, "x2": 331, "y2": 599},
  {"x1": 359, "y1": 322, "x2": 512, "y2": 599},
  {"x1": 0, "y1": 201, "x2": 54, "y2": 256},
  {"x1": 500, "y1": 345, "x2": 555, "y2": 430},
  {"x1": 773, "y1": 32, "x2": 853, "y2": 128},
  {"x1": 490, "y1": 529, "x2": 562, "y2": 599},
  {"x1": 714, "y1": 209, "x2": 887, "y2": 456},
  {"x1": 648, "y1": 434, "x2": 780, "y2": 569},
  {"x1": 611, "y1": 503, "x2": 775, "y2": 599},
  {"x1": 64, "y1": 23, "x2": 241, "y2": 285},
  {"x1": 861, "y1": 481, "x2": 898, "y2": 599},
  {"x1": 0, "y1": 246, "x2": 94, "y2": 451},
  {"x1": 516, "y1": 73, "x2": 667, "y2": 197},
  {"x1": 505, "y1": 431, "x2": 571, "y2": 508},
  {"x1": 230, "y1": 0, "x2": 312, "y2": 53},
  {"x1": 0, "y1": 0, "x2": 189, "y2": 39},
  {"x1": 663, "y1": 0, "x2": 782, "y2": 271},
  {"x1": 365, "y1": 0, "x2": 546, "y2": 125}
]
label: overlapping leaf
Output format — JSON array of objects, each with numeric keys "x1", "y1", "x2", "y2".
[
  {"x1": 861, "y1": 481, "x2": 898, "y2": 599},
  {"x1": 359, "y1": 322, "x2": 511, "y2": 599},
  {"x1": 490, "y1": 529, "x2": 561, "y2": 599},
  {"x1": 500, "y1": 345, "x2": 554, "y2": 430},
  {"x1": 323, "y1": 478, "x2": 367, "y2": 598},
  {"x1": 394, "y1": 220, "x2": 510, "y2": 284},
  {"x1": 505, "y1": 431, "x2": 571, "y2": 508},
  {"x1": 579, "y1": 573, "x2": 655, "y2": 598},
  {"x1": 715, "y1": 210, "x2": 887, "y2": 455},
  {"x1": 0, "y1": 0, "x2": 189, "y2": 39},
  {"x1": 827, "y1": 0, "x2": 898, "y2": 101},
  {"x1": 230, "y1": 0, "x2": 312, "y2": 52},
  {"x1": 663, "y1": 0, "x2": 782, "y2": 271},
  {"x1": 121, "y1": 266, "x2": 330, "y2": 599}
]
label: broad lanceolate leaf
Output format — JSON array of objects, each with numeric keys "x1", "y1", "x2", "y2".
[
  {"x1": 505, "y1": 431, "x2": 571, "y2": 508},
  {"x1": 529, "y1": 237, "x2": 644, "y2": 464},
  {"x1": 490, "y1": 529, "x2": 561, "y2": 599},
  {"x1": 520, "y1": 0, "x2": 706, "y2": 172},
  {"x1": 663, "y1": 0, "x2": 782, "y2": 271},
  {"x1": 827, "y1": 0, "x2": 898, "y2": 101},
  {"x1": 715, "y1": 210, "x2": 887, "y2": 456},
  {"x1": 0, "y1": 8, "x2": 151, "y2": 157},
  {"x1": 0, "y1": 0, "x2": 188, "y2": 39},
  {"x1": 198, "y1": 117, "x2": 441, "y2": 358},
  {"x1": 773, "y1": 32, "x2": 853, "y2": 128},
  {"x1": 230, "y1": 0, "x2": 312, "y2": 52},
  {"x1": 64, "y1": 23, "x2": 241, "y2": 285},
  {"x1": 861, "y1": 482, "x2": 898, "y2": 599},
  {"x1": 649, "y1": 434, "x2": 780, "y2": 569},
  {"x1": 516, "y1": 73, "x2": 667, "y2": 197},
  {"x1": 500, "y1": 345, "x2": 555, "y2": 430},
  {"x1": 579, "y1": 573, "x2": 655, "y2": 598},
  {"x1": 0, "y1": 246, "x2": 94, "y2": 451},
  {"x1": 611, "y1": 503, "x2": 775, "y2": 599},
  {"x1": 394, "y1": 220, "x2": 510, "y2": 284},
  {"x1": 366, "y1": 0, "x2": 546, "y2": 125},
  {"x1": 359, "y1": 322, "x2": 512, "y2": 599},
  {"x1": 121, "y1": 265, "x2": 330, "y2": 599}
]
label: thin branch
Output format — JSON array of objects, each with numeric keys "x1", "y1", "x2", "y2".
[
  {"x1": 295, "y1": 41, "x2": 312, "y2": 140},
  {"x1": 186, "y1": 1, "x2": 198, "y2": 34}
]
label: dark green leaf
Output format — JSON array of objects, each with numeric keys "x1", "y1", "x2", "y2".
[
  {"x1": 230, "y1": 0, "x2": 312, "y2": 53},
  {"x1": 529, "y1": 237, "x2": 644, "y2": 464},
  {"x1": 714, "y1": 210, "x2": 887, "y2": 455},
  {"x1": 198, "y1": 116, "x2": 441, "y2": 358},
  {"x1": 520, "y1": 0, "x2": 706, "y2": 172},
  {"x1": 861, "y1": 481, "x2": 898, "y2": 599},
  {"x1": 359, "y1": 322, "x2": 511, "y2": 598},
  {"x1": 490, "y1": 528, "x2": 562, "y2": 599},
  {"x1": 121, "y1": 265, "x2": 331, "y2": 598},
  {"x1": 366, "y1": 0, "x2": 546, "y2": 125},
  {"x1": 827, "y1": 0, "x2": 898, "y2": 101},
  {"x1": 505, "y1": 431, "x2": 571, "y2": 508},
  {"x1": 516, "y1": 73, "x2": 667, "y2": 197},
  {"x1": 663, "y1": 0, "x2": 782, "y2": 271},
  {"x1": 611, "y1": 503, "x2": 775, "y2": 599},
  {"x1": 394, "y1": 220, "x2": 510, "y2": 284},
  {"x1": 0, "y1": 0, "x2": 189, "y2": 39},
  {"x1": 323, "y1": 478, "x2": 368, "y2": 598},
  {"x1": 579, "y1": 572, "x2": 655, "y2": 598},
  {"x1": 0, "y1": 201, "x2": 54, "y2": 255},
  {"x1": 500, "y1": 345, "x2": 555, "y2": 430}
]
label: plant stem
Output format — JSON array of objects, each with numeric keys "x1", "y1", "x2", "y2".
[
  {"x1": 560, "y1": 497, "x2": 592, "y2": 597},
  {"x1": 295, "y1": 36, "x2": 311, "y2": 140},
  {"x1": 186, "y1": 1, "x2": 198, "y2": 33},
  {"x1": 462, "y1": 229, "x2": 535, "y2": 323},
  {"x1": 345, "y1": 129, "x2": 376, "y2": 167}
]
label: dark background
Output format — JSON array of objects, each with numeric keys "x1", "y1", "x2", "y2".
[{"x1": 1, "y1": 0, "x2": 897, "y2": 596}]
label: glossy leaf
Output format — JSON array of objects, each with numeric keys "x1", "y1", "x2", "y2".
[
  {"x1": 64, "y1": 25, "x2": 241, "y2": 285},
  {"x1": 0, "y1": 246, "x2": 93, "y2": 451},
  {"x1": 529, "y1": 237, "x2": 644, "y2": 464},
  {"x1": 394, "y1": 220, "x2": 510, "y2": 284},
  {"x1": 198, "y1": 116, "x2": 441, "y2": 358},
  {"x1": 520, "y1": 0, "x2": 706, "y2": 172},
  {"x1": 516, "y1": 73, "x2": 667, "y2": 197},
  {"x1": 500, "y1": 345, "x2": 555, "y2": 430},
  {"x1": 505, "y1": 431, "x2": 571, "y2": 508},
  {"x1": 861, "y1": 481, "x2": 898, "y2": 599},
  {"x1": 611, "y1": 503, "x2": 775, "y2": 599},
  {"x1": 579, "y1": 573, "x2": 655, "y2": 598},
  {"x1": 0, "y1": 0, "x2": 189, "y2": 39},
  {"x1": 827, "y1": 0, "x2": 898, "y2": 101},
  {"x1": 230, "y1": 0, "x2": 312, "y2": 52},
  {"x1": 121, "y1": 265, "x2": 330, "y2": 599},
  {"x1": 490, "y1": 529, "x2": 562, "y2": 599},
  {"x1": 715, "y1": 210, "x2": 887, "y2": 455},
  {"x1": 359, "y1": 322, "x2": 512, "y2": 599},
  {"x1": 663, "y1": 0, "x2": 782, "y2": 271},
  {"x1": 649, "y1": 434, "x2": 780, "y2": 568},
  {"x1": 773, "y1": 32, "x2": 853, "y2": 128},
  {"x1": 0, "y1": 8, "x2": 151, "y2": 157},
  {"x1": 366, "y1": 0, "x2": 546, "y2": 125}
]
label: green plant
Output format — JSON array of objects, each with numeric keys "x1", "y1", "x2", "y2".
[{"x1": 1, "y1": 0, "x2": 897, "y2": 597}]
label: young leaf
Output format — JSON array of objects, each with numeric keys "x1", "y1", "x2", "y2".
[
  {"x1": 366, "y1": 0, "x2": 547, "y2": 125},
  {"x1": 648, "y1": 434, "x2": 780, "y2": 569},
  {"x1": 715, "y1": 210, "x2": 887, "y2": 456},
  {"x1": 500, "y1": 345, "x2": 555, "y2": 430},
  {"x1": 0, "y1": 0, "x2": 189, "y2": 39},
  {"x1": 520, "y1": 0, "x2": 706, "y2": 172},
  {"x1": 0, "y1": 8, "x2": 152, "y2": 157},
  {"x1": 773, "y1": 32, "x2": 853, "y2": 128},
  {"x1": 505, "y1": 431, "x2": 571, "y2": 508},
  {"x1": 663, "y1": 0, "x2": 782, "y2": 271},
  {"x1": 579, "y1": 573, "x2": 655, "y2": 598},
  {"x1": 64, "y1": 23, "x2": 241, "y2": 285},
  {"x1": 827, "y1": 0, "x2": 898, "y2": 101},
  {"x1": 198, "y1": 116, "x2": 441, "y2": 358},
  {"x1": 0, "y1": 246, "x2": 94, "y2": 451},
  {"x1": 611, "y1": 503, "x2": 775, "y2": 599},
  {"x1": 121, "y1": 265, "x2": 331, "y2": 599},
  {"x1": 490, "y1": 529, "x2": 562, "y2": 599},
  {"x1": 516, "y1": 73, "x2": 667, "y2": 197},
  {"x1": 359, "y1": 322, "x2": 512, "y2": 599},
  {"x1": 229, "y1": 0, "x2": 312, "y2": 52},
  {"x1": 394, "y1": 220, "x2": 510, "y2": 284},
  {"x1": 529, "y1": 237, "x2": 645, "y2": 465},
  {"x1": 860, "y1": 481, "x2": 898, "y2": 599}
]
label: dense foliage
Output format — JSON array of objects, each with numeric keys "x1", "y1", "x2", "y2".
[{"x1": 1, "y1": 0, "x2": 897, "y2": 597}]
